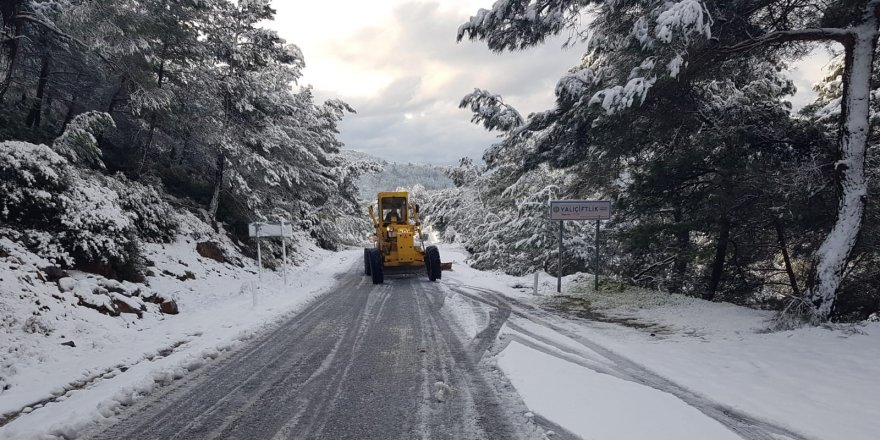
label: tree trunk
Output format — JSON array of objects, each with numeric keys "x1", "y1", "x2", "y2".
[
  {"x1": 0, "y1": 1, "x2": 23, "y2": 102},
  {"x1": 670, "y1": 206, "x2": 690, "y2": 294},
  {"x1": 775, "y1": 219, "x2": 800, "y2": 297},
  {"x1": 59, "y1": 92, "x2": 78, "y2": 135},
  {"x1": 107, "y1": 77, "x2": 127, "y2": 113},
  {"x1": 136, "y1": 47, "x2": 167, "y2": 177},
  {"x1": 208, "y1": 153, "x2": 225, "y2": 221},
  {"x1": 808, "y1": 22, "x2": 878, "y2": 320},
  {"x1": 705, "y1": 216, "x2": 730, "y2": 301},
  {"x1": 25, "y1": 55, "x2": 50, "y2": 128}
]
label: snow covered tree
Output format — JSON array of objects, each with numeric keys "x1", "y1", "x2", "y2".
[
  {"x1": 459, "y1": 0, "x2": 880, "y2": 320},
  {"x1": 1, "y1": 0, "x2": 365, "y2": 263}
]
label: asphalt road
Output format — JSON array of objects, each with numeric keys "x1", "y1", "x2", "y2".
[{"x1": 85, "y1": 267, "x2": 542, "y2": 440}]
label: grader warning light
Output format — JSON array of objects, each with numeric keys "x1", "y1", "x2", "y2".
[{"x1": 364, "y1": 191, "x2": 441, "y2": 284}]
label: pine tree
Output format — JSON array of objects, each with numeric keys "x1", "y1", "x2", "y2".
[{"x1": 458, "y1": 0, "x2": 880, "y2": 320}]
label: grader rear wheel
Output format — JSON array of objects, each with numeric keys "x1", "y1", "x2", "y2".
[{"x1": 369, "y1": 249, "x2": 384, "y2": 284}]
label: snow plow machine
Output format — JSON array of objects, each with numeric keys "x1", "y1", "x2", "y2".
[{"x1": 364, "y1": 191, "x2": 441, "y2": 284}]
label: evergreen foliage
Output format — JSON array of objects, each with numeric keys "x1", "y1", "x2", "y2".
[
  {"x1": 0, "y1": 0, "x2": 364, "y2": 268},
  {"x1": 0, "y1": 0, "x2": 367, "y2": 277},
  {"x1": 446, "y1": 0, "x2": 880, "y2": 320}
]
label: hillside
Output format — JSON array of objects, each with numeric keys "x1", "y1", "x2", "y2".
[{"x1": 340, "y1": 150, "x2": 454, "y2": 199}]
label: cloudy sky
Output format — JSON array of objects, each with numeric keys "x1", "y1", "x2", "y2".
[{"x1": 267, "y1": 1, "x2": 829, "y2": 165}]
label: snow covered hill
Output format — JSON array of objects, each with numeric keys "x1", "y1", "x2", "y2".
[{"x1": 339, "y1": 149, "x2": 454, "y2": 199}]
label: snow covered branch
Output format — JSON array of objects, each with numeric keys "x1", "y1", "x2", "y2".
[
  {"x1": 12, "y1": 13, "x2": 115, "y2": 66},
  {"x1": 720, "y1": 28, "x2": 854, "y2": 53},
  {"x1": 460, "y1": 89, "x2": 524, "y2": 132},
  {"x1": 456, "y1": 0, "x2": 586, "y2": 51}
]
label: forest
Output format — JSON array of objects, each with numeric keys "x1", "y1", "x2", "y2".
[
  {"x1": 425, "y1": 0, "x2": 880, "y2": 322},
  {"x1": 0, "y1": 0, "x2": 377, "y2": 280},
  {"x1": 2, "y1": 0, "x2": 878, "y2": 324}
]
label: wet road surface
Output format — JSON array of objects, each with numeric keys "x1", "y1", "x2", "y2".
[{"x1": 85, "y1": 268, "x2": 540, "y2": 440}]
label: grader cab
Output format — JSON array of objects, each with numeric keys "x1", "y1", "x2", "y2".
[{"x1": 364, "y1": 191, "x2": 441, "y2": 284}]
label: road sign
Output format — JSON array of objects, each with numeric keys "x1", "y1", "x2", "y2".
[
  {"x1": 248, "y1": 222, "x2": 293, "y2": 238},
  {"x1": 548, "y1": 200, "x2": 612, "y2": 293},
  {"x1": 248, "y1": 221, "x2": 292, "y2": 291},
  {"x1": 549, "y1": 200, "x2": 611, "y2": 221}
]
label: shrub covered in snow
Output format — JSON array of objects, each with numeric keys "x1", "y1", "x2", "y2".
[
  {"x1": 59, "y1": 173, "x2": 135, "y2": 265},
  {"x1": 102, "y1": 174, "x2": 177, "y2": 243},
  {"x1": 52, "y1": 111, "x2": 115, "y2": 169},
  {"x1": 0, "y1": 141, "x2": 177, "y2": 273},
  {"x1": 0, "y1": 141, "x2": 71, "y2": 227}
]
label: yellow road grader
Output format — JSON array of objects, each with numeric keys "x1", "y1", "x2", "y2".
[{"x1": 364, "y1": 191, "x2": 441, "y2": 284}]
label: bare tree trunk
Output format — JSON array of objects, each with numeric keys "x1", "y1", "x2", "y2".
[
  {"x1": 25, "y1": 54, "x2": 49, "y2": 128},
  {"x1": 107, "y1": 77, "x2": 126, "y2": 113},
  {"x1": 208, "y1": 153, "x2": 225, "y2": 222},
  {"x1": 59, "y1": 92, "x2": 78, "y2": 135},
  {"x1": 669, "y1": 206, "x2": 690, "y2": 294},
  {"x1": 705, "y1": 216, "x2": 730, "y2": 301},
  {"x1": 775, "y1": 218, "x2": 800, "y2": 297},
  {"x1": 808, "y1": 21, "x2": 878, "y2": 320},
  {"x1": 136, "y1": 46, "x2": 167, "y2": 178},
  {"x1": 0, "y1": 1, "x2": 23, "y2": 102}
]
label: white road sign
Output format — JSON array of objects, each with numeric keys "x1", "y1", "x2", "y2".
[
  {"x1": 248, "y1": 221, "x2": 293, "y2": 238},
  {"x1": 549, "y1": 200, "x2": 612, "y2": 221}
]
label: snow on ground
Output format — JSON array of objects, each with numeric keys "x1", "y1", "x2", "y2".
[
  {"x1": 436, "y1": 243, "x2": 880, "y2": 440},
  {"x1": 0, "y1": 230, "x2": 359, "y2": 440},
  {"x1": 497, "y1": 340, "x2": 741, "y2": 440},
  {"x1": 441, "y1": 291, "x2": 491, "y2": 339}
]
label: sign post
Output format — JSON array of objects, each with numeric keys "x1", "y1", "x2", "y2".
[
  {"x1": 256, "y1": 225, "x2": 262, "y2": 282},
  {"x1": 549, "y1": 200, "x2": 612, "y2": 293},
  {"x1": 558, "y1": 220, "x2": 563, "y2": 293},
  {"x1": 595, "y1": 219, "x2": 600, "y2": 291},
  {"x1": 281, "y1": 220, "x2": 288, "y2": 286},
  {"x1": 248, "y1": 221, "x2": 294, "y2": 294}
]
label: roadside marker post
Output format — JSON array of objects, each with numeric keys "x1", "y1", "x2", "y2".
[
  {"x1": 549, "y1": 200, "x2": 612, "y2": 293},
  {"x1": 281, "y1": 220, "x2": 288, "y2": 286}
]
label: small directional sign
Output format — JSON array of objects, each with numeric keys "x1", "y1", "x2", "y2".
[
  {"x1": 248, "y1": 221, "x2": 293, "y2": 238},
  {"x1": 549, "y1": 200, "x2": 611, "y2": 221}
]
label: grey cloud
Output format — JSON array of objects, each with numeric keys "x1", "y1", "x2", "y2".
[{"x1": 312, "y1": 1, "x2": 585, "y2": 164}]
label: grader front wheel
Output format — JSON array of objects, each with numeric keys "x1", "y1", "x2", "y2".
[
  {"x1": 425, "y1": 246, "x2": 441, "y2": 281},
  {"x1": 363, "y1": 248, "x2": 371, "y2": 276}
]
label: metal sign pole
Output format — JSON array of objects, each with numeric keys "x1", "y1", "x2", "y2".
[
  {"x1": 281, "y1": 223, "x2": 288, "y2": 286},
  {"x1": 254, "y1": 231, "x2": 261, "y2": 308},
  {"x1": 256, "y1": 224, "x2": 262, "y2": 283},
  {"x1": 557, "y1": 220, "x2": 563, "y2": 293},
  {"x1": 548, "y1": 200, "x2": 612, "y2": 294},
  {"x1": 595, "y1": 219, "x2": 600, "y2": 292}
]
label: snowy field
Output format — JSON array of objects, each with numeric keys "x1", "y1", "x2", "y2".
[
  {"x1": 437, "y1": 245, "x2": 880, "y2": 440},
  {"x1": 0, "y1": 233, "x2": 359, "y2": 440}
]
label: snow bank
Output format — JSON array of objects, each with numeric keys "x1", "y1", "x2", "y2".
[
  {"x1": 497, "y1": 340, "x2": 741, "y2": 440},
  {"x1": 0, "y1": 230, "x2": 358, "y2": 439},
  {"x1": 438, "y1": 244, "x2": 880, "y2": 440}
]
